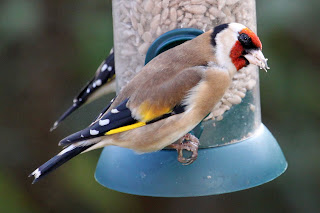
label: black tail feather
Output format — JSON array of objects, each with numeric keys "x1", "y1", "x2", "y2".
[{"x1": 29, "y1": 144, "x2": 93, "y2": 184}]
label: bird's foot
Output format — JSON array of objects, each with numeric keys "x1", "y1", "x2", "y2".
[{"x1": 169, "y1": 133, "x2": 199, "y2": 165}]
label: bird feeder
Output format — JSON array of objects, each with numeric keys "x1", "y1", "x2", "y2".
[{"x1": 95, "y1": 0, "x2": 287, "y2": 197}]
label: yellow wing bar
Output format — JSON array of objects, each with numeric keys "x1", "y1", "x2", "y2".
[
  {"x1": 138, "y1": 101, "x2": 172, "y2": 122},
  {"x1": 105, "y1": 122, "x2": 146, "y2": 135}
]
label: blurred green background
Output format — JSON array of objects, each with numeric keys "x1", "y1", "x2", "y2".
[{"x1": 1, "y1": 0, "x2": 319, "y2": 212}]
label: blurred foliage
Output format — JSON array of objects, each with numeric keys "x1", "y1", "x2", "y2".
[{"x1": 0, "y1": 0, "x2": 319, "y2": 212}]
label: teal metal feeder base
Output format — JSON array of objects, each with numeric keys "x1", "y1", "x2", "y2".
[{"x1": 95, "y1": 124, "x2": 287, "y2": 197}]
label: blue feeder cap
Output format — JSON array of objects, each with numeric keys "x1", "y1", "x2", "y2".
[
  {"x1": 95, "y1": 125, "x2": 286, "y2": 197},
  {"x1": 95, "y1": 28, "x2": 287, "y2": 197},
  {"x1": 145, "y1": 28, "x2": 204, "y2": 64}
]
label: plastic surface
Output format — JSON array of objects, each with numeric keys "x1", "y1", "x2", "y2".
[{"x1": 95, "y1": 124, "x2": 287, "y2": 197}]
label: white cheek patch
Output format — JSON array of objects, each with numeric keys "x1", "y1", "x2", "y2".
[
  {"x1": 214, "y1": 24, "x2": 246, "y2": 73},
  {"x1": 215, "y1": 29, "x2": 236, "y2": 69}
]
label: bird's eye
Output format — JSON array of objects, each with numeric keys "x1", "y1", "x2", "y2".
[
  {"x1": 239, "y1": 33, "x2": 253, "y2": 48},
  {"x1": 239, "y1": 33, "x2": 249, "y2": 41}
]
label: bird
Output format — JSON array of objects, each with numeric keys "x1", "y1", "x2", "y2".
[
  {"x1": 50, "y1": 49, "x2": 116, "y2": 131},
  {"x1": 30, "y1": 23, "x2": 269, "y2": 183}
]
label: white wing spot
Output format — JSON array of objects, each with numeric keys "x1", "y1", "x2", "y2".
[
  {"x1": 111, "y1": 109, "x2": 119, "y2": 113},
  {"x1": 95, "y1": 79, "x2": 102, "y2": 86},
  {"x1": 86, "y1": 88, "x2": 90, "y2": 93},
  {"x1": 32, "y1": 168, "x2": 41, "y2": 179},
  {"x1": 101, "y1": 64, "x2": 108, "y2": 72},
  {"x1": 73, "y1": 99, "x2": 77, "y2": 103},
  {"x1": 107, "y1": 66, "x2": 113, "y2": 71},
  {"x1": 90, "y1": 129, "x2": 99, "y2": 135},
  {"x1": 92, "y1": 83, "x2": 96, "y2": 88},
  {"x1": 99, "y1": 119, "x2": 110, "y2": 126}
]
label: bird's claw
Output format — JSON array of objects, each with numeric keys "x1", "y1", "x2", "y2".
[{"x1": 169, "y1": 133, "x2": 199, "y2": 165}]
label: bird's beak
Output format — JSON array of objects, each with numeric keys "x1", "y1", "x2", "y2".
[{"x1": 244, "y1": 49, "x2": 270, "y2": 72}]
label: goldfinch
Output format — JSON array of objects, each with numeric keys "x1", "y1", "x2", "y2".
[
  {"x1": 30, "y1": 23, "x2": 269, "y2": 183},
  {"x1": 50, "y1": 49, "x2": 116, "y2": 131}
]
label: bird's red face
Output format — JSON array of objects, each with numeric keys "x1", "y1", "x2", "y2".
[{"x1": 230, "y1": 27, "x2": 269, "y2": 71}]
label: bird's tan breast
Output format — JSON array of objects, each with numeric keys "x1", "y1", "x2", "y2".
[{"x1": 184, "y1": 67, "x2": 231, "y2": 118}]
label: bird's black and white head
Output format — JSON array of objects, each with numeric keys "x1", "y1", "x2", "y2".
[{"x1": 211, "y1": 23, "x2": 269, "y2": 74}]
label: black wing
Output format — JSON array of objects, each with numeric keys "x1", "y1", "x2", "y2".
[
  {"x1": 59, "y1": 98, "x2": 137, "y2": 146},
  {"x1": 58, "y1": 98, "x2": 187, "y2": 147}
]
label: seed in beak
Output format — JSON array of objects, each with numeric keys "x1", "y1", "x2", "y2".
[{"x1": 244, "y1": 49, "x2": 270, "y2": 72}]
